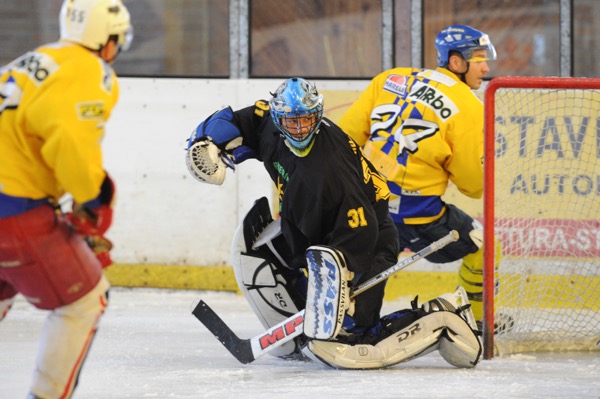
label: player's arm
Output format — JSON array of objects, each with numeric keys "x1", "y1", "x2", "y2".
[
  {"x1": 445, "y1": 100, "x2": 485, "y2": 199},
  {"x1": 27, "y1": 57, "x2": 118, "y2": 266},
  {"x1": 185, "y1": 105, "x2": 262, "y2": 185},
  {"x1": 29, "y1": 62, "x2": 111, "y2": 204}
]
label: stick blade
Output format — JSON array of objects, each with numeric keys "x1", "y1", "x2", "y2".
[{"x1": 192, "y1": 300, "x2": 255, "y2": 364}]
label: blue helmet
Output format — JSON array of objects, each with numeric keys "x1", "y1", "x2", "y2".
[
  {"x1": 435, "y1": 25, "x2": 496, "y2": 67},
  {"x1": 269, "y1": 77, "x2": 324, "y2": 154}
]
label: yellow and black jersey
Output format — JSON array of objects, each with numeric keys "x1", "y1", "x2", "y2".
[
  {"x1": 232, "y1": 101, "x2": 398, "y2": 272},
  {"x1": 339, "y1": 67, "x2": 484, "y2": 225},
  {"x1": 0, "y1": 41, "x2": 119, "y2": 206}
]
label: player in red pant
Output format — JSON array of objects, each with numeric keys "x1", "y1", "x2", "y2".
[{"x1": 0, "y1": 0, "x2": 132, "y2": 397}]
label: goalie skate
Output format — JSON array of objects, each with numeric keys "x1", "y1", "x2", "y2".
[{"x1": 477, "y1": 313, "x2": 515, "y2": 335}]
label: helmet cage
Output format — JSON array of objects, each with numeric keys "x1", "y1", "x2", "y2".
[{"x1": 269, "y1": 78, "x2": 324, "y2": 151}]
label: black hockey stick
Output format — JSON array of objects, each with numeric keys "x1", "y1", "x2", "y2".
[{"x1": 192, "y1": 230, "x2": 459, "y2": 364}]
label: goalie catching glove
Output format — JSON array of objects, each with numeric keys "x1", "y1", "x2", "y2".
[
  {"x1": 66, "y1": 173, "x2": 116, "y2": 268},
  {"x1": 186, "y1": 138, "x2": 230, "y2": 185},
  {"x1": 185, "y1": 107, "x2": 257, "y2": 185}
]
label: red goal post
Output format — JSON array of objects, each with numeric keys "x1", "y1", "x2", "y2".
[{"x1": 483, "y1": 76, "x2": 600, "y2": 359}]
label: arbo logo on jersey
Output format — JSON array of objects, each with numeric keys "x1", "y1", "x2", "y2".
[
  {"x1": 12, "y1": 52, "x2": 59, "y2": 85},
  {"x1": 408, "y1": 81, "x2": 458, "y2": 121}
]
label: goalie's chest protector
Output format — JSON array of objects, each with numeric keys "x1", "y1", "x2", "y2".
[
  {"x1": 253, "y1": 119, "x2": 382, "y2": 268},
  {"x1": 257, "y1": 120, "x2": 370, "y2": 217}
]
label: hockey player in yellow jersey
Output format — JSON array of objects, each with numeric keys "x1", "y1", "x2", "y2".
[
  {"x1": 339, "y1": 25, "x2": 504, "y2": 330},
  {"x1": 0, "y1": 0, "x2": 132, "y2": 398}
]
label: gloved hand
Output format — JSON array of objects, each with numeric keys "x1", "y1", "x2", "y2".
[
  {"x1": 67, "y1": 173, "x2": 116, "y2": 268},
  {"x1": 68, "y1": 173, "x2": 115, "y2": 234}
]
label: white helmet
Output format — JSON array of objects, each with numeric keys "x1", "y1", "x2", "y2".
[{"x1": 60, "y1": 0, "x2": 133, "y2": 52}]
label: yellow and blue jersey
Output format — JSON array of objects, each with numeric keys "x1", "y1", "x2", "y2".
[
  {"x1": 0, "y1": 41, "x2": 119, "y2": 213},
  {"x1": 339, "y1": 67, "x2": 484, "y2": 224}
]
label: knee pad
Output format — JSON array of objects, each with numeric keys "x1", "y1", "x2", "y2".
[{"x1": 55, "y1": 275, "x2": 110, "y2": 319}]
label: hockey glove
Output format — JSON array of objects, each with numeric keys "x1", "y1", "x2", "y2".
[
  {"x1": 66, "y1": 173, "x2": 116, "y2": 268},
  {"x1": 84, "y1": 235, "x2": 114, "y2": 268},
  {"x1": 67, "y1": 173, "x2": 115, "y2": 236},
  {"x1": 186, "y1": 107, "x2": 257, "y2": 169}
]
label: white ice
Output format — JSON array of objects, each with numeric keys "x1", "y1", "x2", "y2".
[{"x1": 1, "y1": 288, "x2": 598, "y2": 399}]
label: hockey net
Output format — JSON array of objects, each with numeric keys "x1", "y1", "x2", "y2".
[{"x1": 482, "y1": 77, "x2": 600, "y2": 359}]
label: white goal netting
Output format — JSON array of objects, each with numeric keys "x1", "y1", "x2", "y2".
[{"x1": 483, "y1": 77, "x2": 600, "y2": 357}]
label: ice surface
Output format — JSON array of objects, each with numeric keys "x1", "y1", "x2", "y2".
[{"x1": 1, "y1": 288, "x2": 598, "y2": 399}]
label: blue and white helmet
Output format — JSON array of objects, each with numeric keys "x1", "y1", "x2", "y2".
[
  {"x1": 269, "y1": 77, "x2": 324, "y2": 153},
  {"x1": 435, "y1": 25, "x2": 496, "y2": 67}
]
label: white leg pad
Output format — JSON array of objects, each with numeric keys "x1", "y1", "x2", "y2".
[
  {"x1": 30, "y1": 275, "x2": 109, "y2": 399},
  {"x1": 438, "y1": 312, "x2": 482, "y2": 368},
  {"x1": 306, "y1": 310, "x2": 481, "y2": 369},
  {"x1": 306, "y1": 311, "x2": 446, "y2": 369},
  {"x1": 433, "y1": 286, "x2": 478, "y2": 331},
  {"x1": 232, "y1": 211, "x2": 302, "y2": 357}
]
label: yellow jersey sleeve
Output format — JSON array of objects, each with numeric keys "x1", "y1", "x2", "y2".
[{"x1": 0, "y1": 42, "x2": 119, "y2": 203}]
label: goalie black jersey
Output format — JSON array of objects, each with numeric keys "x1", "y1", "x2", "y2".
[{"x1": 233, "y1": 100, "x2": 399, "y2": 273}]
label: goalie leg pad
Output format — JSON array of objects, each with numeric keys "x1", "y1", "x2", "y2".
[
  {"x1": 306, "y1": 311, "x2": 446, "y2": 369},
  {"x1": 232, "y1": 198, "x2": 305, "y2": 357},
  {"x1": 438, "y1": 311, "x2": 482, "y2": 368},
  {"x1": 306, "y1": 289, "x2": 482, "y2": 370},
  {"x1": 304, "y1": 246, "x2": 353, "y2": 340},
  {"x1": 423, "y1": 286, "x2": 478, "y2": 332},
  {"x1": 420, "y1": 288, "x2": 482, "y2": 368},
  {"x1": 307, "y1": 311, "x2": 481, "y2": 370}
]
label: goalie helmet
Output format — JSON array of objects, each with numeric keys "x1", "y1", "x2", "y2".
[
  {"x1": 60, "y1": 0, "x2": 133, "y2": 52},
  {"x1": 269, "y1": 77, "x2": 324, "y2": 155},
  {"x1": 435, "y1": 24, "x2": 496, "y2": 67}
]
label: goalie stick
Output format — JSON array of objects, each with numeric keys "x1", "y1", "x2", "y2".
[{"x1": 192, "y1": 230, "x2": 459, "y2": 364}]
